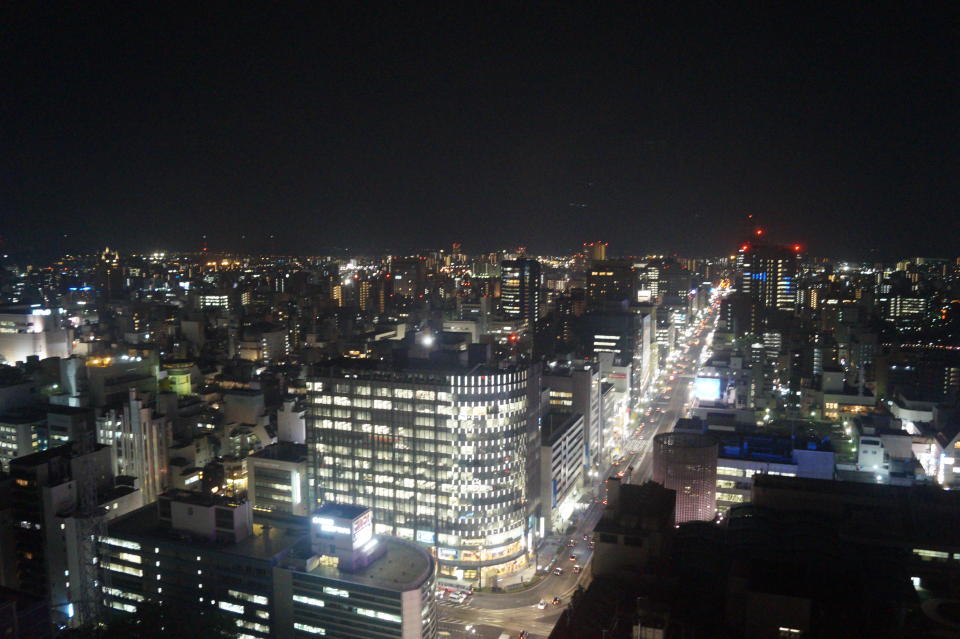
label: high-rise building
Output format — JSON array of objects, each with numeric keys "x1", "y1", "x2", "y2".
[
  {"x1": 9, "y1": 443, "x2": 143, "y2": 629},
  {"x1": 586, "y1": 260, "x2": 637, "y2": 310},
  {"x1": 390, "y1": 257, "x2": 425, "y2": 299},
  {"x1": 500, "y1": 258, "x2": 541, "y2": 325},
  {"x1": 583, "y1": 241, "x2": 607, "y2": 262},
  {"x1": 306, "y1": 362, "x2": 536, "y2": 584},
  {"x1": 652, "y1": 432, "x2": 718, "y2": 524},
  {"x1": 719, "y1": 291, "x2": 758, "y2": 337},
  {"x1": 543, "y1": 363, "x2": 602, "y2": 471},
  {"x1": 96, "y1": 390, "x2": 170, "y2": 504},
  {"x1": 578, "y1": 309, "x2": 655, "y2": 398},
  {"x1": 736, "y1": 243, "x2": 800, "y2": 315},
  {"x1": 99, "y1": 495, "x2": 438, "y2": 638}
]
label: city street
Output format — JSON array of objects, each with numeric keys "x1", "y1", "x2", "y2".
[
  {"x1": 438, "y1": 300, "x2": 719, "y2": 639},
  {"x1": 621, "y1": 301, "x2": 719, "y2": 485}
]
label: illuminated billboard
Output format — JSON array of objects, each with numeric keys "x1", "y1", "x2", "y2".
[{"x1": 693, "y1": 377, "x2": 722, "y2": 401}]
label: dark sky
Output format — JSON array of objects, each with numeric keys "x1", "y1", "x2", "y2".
[{"x1": 2, "y1": 3, "x2": 958, "y2": 260}]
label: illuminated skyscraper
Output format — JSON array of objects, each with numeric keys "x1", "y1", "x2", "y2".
[
  {"x1": 500, "y1": 258, "x2": 541, "y2": 325},
  {"x1": 736, "y1": 243, "x2": 800, "y2": 314}
]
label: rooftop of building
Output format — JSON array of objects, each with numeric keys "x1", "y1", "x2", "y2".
[
  {"x1": 250, "y1": 441, "x2": 308, "y2": 464},
  {"x1": 543, "y1": 361, "x2": 597, "y2": 377},
  {"x1": 108, "y1": 502, "x2": 433, "y2": 591},
  {"x1": 0, "y1": 406, "x2": 47, "y2": 424},
  {"x1": 313, "y1": 502, "x2": 368, "y2": 520},
  {"x1": 595, "y1": 480, "x2": 675, "y2": 535},
  {"x1": 223, "y1": 388, "x2": 264, "y2": 397},
  {"x1": 300, "y1": 535, "x2": 434, "y2": 592},
  {"x1": 10, "y1": 442, "x2": 108, "y2": 468},
  {"x1": 46, "y1": 404, "x2": 94, "y2": 416},
  {"x1": 308, "y1": 356, "x2": 528, "y2": 381},
  {"x1": 109, "y1": 502, "x2": 307, "y2": 562},
  {"x1": 548, "y1": 575, "x2": 655, "y2": 639},
  {"x1": 717, "y1": 432, "x2": 832, "y2": 463},
  {"x1": 819, "y1": 377, "x2": 875, "y2": 397},
  {"x1": 752, "y1": 474, "x2": 960, "y2": 548}
]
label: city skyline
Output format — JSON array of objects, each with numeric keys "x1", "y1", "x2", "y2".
[{"x1": 2, "y1": 4, "x2": 960, "y2": 638}]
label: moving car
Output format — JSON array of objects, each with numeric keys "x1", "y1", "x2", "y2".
[
  {"x1": 552, "y1": 596, "x2": 561, "y2": 605},
  {"x1": 569, "y1": 554, "x2": 577, "y2": 561},
  {"x1": 573, "y1": 564, "x2": 582, "y2": 574},
  {"x1": 553, "y1": 567, "x2": 564, "y2": 576},
  {"x1": 537, "y1": 599, "x2": 547, "y2": 609}
]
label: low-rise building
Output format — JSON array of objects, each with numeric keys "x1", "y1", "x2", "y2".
[
  {"x1": 714, "y1": 434, "x2": 835, "y2": 512},
  {"x1": 248, "y1": 442, "x2": 309, "y2": 516}
]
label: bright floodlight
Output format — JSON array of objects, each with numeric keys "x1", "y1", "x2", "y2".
[{"x1": 422, "y1": 334, "x2": 435, "y2": 346}]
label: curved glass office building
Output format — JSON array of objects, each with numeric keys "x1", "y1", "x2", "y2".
[{"x1": 307, "y1": 362, "x2": 532, "y2": 584}]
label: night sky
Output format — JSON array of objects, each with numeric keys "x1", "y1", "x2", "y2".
[{"x1": 2, "y1": 4, "x2": 957, "y2": 260}]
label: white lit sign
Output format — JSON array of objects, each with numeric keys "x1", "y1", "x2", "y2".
[
  {"x1": 353, "y1": 511, "x2": 373, "y2": 548},
  {"x1": 693, "y1": 377, "x2": 722, "y2": 401},
  {"x1": 312, "y1": 517, "x2": 351, "y2": 535}
]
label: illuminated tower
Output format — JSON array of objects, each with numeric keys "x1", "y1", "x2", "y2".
[
  {"x1": 736, "y1": 239, "x2": 800, "y2": 314},
  {"x1": 652, "y1": 432, "x2": 718, "y2": 524},
  {"x1": 500, "y1": 258, "x2": 541, "y2": 326}
]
